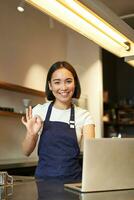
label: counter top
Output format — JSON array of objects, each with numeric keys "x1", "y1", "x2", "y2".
[
  {"x1": 1, "y1": 176, "x2": 134, "y2": 200},
  {"x1": 0, "y1": 159, "x2": 37, "y2": 170}
]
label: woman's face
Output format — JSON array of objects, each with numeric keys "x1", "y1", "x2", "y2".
[{"x1": 49, "y1": 68, "x2": 75, "y2": 106}]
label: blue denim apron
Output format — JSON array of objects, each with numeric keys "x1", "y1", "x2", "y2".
[{"x1": 35, "y1": 102, "x2": 82, "y2": 182}]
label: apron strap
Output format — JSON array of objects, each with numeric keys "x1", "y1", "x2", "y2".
[
  {"x1": 69, "y1": 104, "x2": 75, "y2": 128},
  {"x1": 45, "y1": 102, "x2": 54, "y2": 123}
]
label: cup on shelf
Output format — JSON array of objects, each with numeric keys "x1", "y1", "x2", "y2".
[{"x1": 22, "y1": 98, "x2": 31, "y2": 113}]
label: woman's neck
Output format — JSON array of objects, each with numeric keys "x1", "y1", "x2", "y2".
[{"x1": 53, "y1": 101, "x2": 72, "y2": 110}]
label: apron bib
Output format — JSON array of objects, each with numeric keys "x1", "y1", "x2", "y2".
[{"x1": 35, "y1": 102, "x2": 81, "y2": 181}]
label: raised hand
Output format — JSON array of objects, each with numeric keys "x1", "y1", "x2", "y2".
[{"x1": 21, "y1": 106, "x2": 42, "y2": 136}]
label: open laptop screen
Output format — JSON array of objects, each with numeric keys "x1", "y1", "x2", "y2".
[{"x1": 65, "y1": 138, "x2": 134, "y2": 192}]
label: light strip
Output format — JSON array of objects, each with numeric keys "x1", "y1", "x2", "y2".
[
  {"x1": 126, "y1": 60, "x2": 134, "y2": 67},
  {"x1": 125, "y1": 56, "x2": 134, "y2": 67},
  {"x1": 58, "y1": 0, "x2": 129, "y2": 50},
  {"x1": 26, "y1": 0, "x2": 134, "y2": 58}
]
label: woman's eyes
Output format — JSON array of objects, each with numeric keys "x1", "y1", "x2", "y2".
[
  {"x1": 66, "y1": 80, "x2": 72, "y2": 84},
  {"x1": 53, "y1": 80, "x2": 60, "y2": 84},
  {"x1": 54, "y1": 81, "x2": 60, "y2": 84},
  {"x1": 53, "y1": 80, "x2": 73, "y2": 84}
]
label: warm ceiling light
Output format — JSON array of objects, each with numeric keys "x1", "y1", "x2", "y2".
[
  {"x1": 17, "y1": 0, "x2": 25, "y2": 12},
  {"x1": 25, "y1": 0, "x2": 134, "y2": 58},
  {"x1": 125, "y1": 56, "x2": 134, "y2": 67}
]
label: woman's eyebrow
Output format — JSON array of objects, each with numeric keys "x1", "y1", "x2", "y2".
[
  {"x1": 52, "y1": 78, "x2": 73, "y2": 81},
  {"x1": 52, "y1": 78, "x2": 60, "y2": 82},
  {"x1": 65, "y1": 78, "x2": 74, "y2": 80}
]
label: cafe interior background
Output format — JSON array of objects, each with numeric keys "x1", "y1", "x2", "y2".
[{"x1": 0, "y1": 0, "x2": 134, "y2": 166}]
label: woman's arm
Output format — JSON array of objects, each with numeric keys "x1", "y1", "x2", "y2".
[
  {"x1": 83, "y1": 124, "x2": 95, "y2": 139},
  {"x1": 22, "y1": 129, "x2": 39, "y2": 157},
  {"x1": 21, "y1": 106, "x2": 42, "y2": 156}
]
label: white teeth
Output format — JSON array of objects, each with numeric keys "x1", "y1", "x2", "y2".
[
  {"x1": 60, "y1": 92, "x2": 68, "y2": 94},
  {"x1": 60, "y1": 92, "x2": 68, "y2": 96}
]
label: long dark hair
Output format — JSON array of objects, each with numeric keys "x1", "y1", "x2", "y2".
[{"x1": 45, "y1": 61, "x2": 81, "y2": 100}]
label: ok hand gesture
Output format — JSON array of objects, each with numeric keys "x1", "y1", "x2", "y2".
[{"x1": 21, "y1": 106, "x2": 42, "y2": 136}]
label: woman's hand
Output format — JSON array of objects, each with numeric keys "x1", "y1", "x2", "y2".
[
  {"x1": 21, "y1": 106, "x2": 42, "y2": 136},
  {"x1": 21, "y1": 106, "x2": 43, "y2": 156}
]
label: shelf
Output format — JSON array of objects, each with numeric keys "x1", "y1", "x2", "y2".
[
  {"x1": 0, "y1": 159, "x2": 37, "y2": 170},
  {"x1": 104, "y1": 121, "x2": 134, "y2": 126},
  {"x1": 0, "y1": 81, "x2": 45, "y2": 97},
  {"x1": 104, "y1": 102, "x2": 134, "y2": 110},
  {"x1": 0, "y1": 111, "x2": 24, "y2": 117}
]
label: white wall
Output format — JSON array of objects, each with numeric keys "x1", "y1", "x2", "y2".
[
  {"x1": 0, "y1": 0, "x2": 67, "y2": 90},
  {"x1": 0, "y1": 0, "x2": 103, "y2": 162}
]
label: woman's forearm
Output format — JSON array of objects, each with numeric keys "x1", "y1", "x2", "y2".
[{"x1": 22, "y1": 132, "x2": 39, "y2": 156}]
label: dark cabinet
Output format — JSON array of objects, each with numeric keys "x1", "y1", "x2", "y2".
[
  {"x1": 102, "y1": 48, "x2": 134, "y2": 138},
  {"x1": 103, "y1": 104, "x2": 134, "y2": 138}
]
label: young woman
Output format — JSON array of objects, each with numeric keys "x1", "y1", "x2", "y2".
[{"x1": 22, "y1": 61, "x2": 95, "y2": 182}]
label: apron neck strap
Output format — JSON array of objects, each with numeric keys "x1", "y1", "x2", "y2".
[{"x1": 45, "y1": 101, "x2": 54, "y2": 122}]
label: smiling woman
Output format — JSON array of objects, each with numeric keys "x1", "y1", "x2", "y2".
[
  {"x1": 21, "y1": 61, "x2": 95, "y2": 183},
  {"x1": 46, "y1": 61, "x2": 81, "y2": 109}
]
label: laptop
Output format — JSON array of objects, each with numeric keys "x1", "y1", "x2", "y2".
[{"x1": 64, "y1": 138, "x2": 134, "y2": 192}]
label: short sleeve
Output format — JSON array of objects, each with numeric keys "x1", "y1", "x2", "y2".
[
  {"x1": 32, "y1": 102, "x2": 50, "y2": 121},
  {"x1": 75, "y1": 105, "x2": 95, "y2": 127}
]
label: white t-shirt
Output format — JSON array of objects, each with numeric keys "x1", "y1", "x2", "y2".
[{"x1": 32, "y1": 102, "x2": 94, "y2": 148}]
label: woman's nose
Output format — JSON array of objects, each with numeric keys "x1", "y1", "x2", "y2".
[{"x1": 61, "y1": 83, "x2": 67, "y2": 90}]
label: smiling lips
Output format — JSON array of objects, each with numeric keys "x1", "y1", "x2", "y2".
[{"x1": 59, "y1": 91, "x2": 70, "y2": 97}]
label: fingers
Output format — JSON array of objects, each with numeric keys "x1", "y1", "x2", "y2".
[
  {"x1": 21, "y1": 116, "x2": 26, "y2": 125},
  {"x1": 29, "y1": 106, "x2": 32, "y2": 118},
  {"x1": 25, "y1": 108, "x2": 29, "y2": 120},
  {"x1": 22, "y1": 106, "x2": 33, "y2": 126},
  {"x1": 26, "y1": 106, "x2": 32, "y2": 121},
  {"x1": 36, "y1": 115, "x2": 42, "y2": 124},
  {"x1": 35, "y1": 115, "x2": 42, "y2": 121}
]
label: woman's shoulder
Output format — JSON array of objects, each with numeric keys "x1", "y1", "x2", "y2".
[
  {"x1": 33, "y1": 101, "x2": 50, "y2": 110},
  {"x1": 32, "y1": 101, "x2": 51, "y2": 120},
  {"x1": 74, "y1": 104, "x2": 90, "y2": 115},
  {"x1": 74, "y1": 104, "x2": 94, "y2": 125}
]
